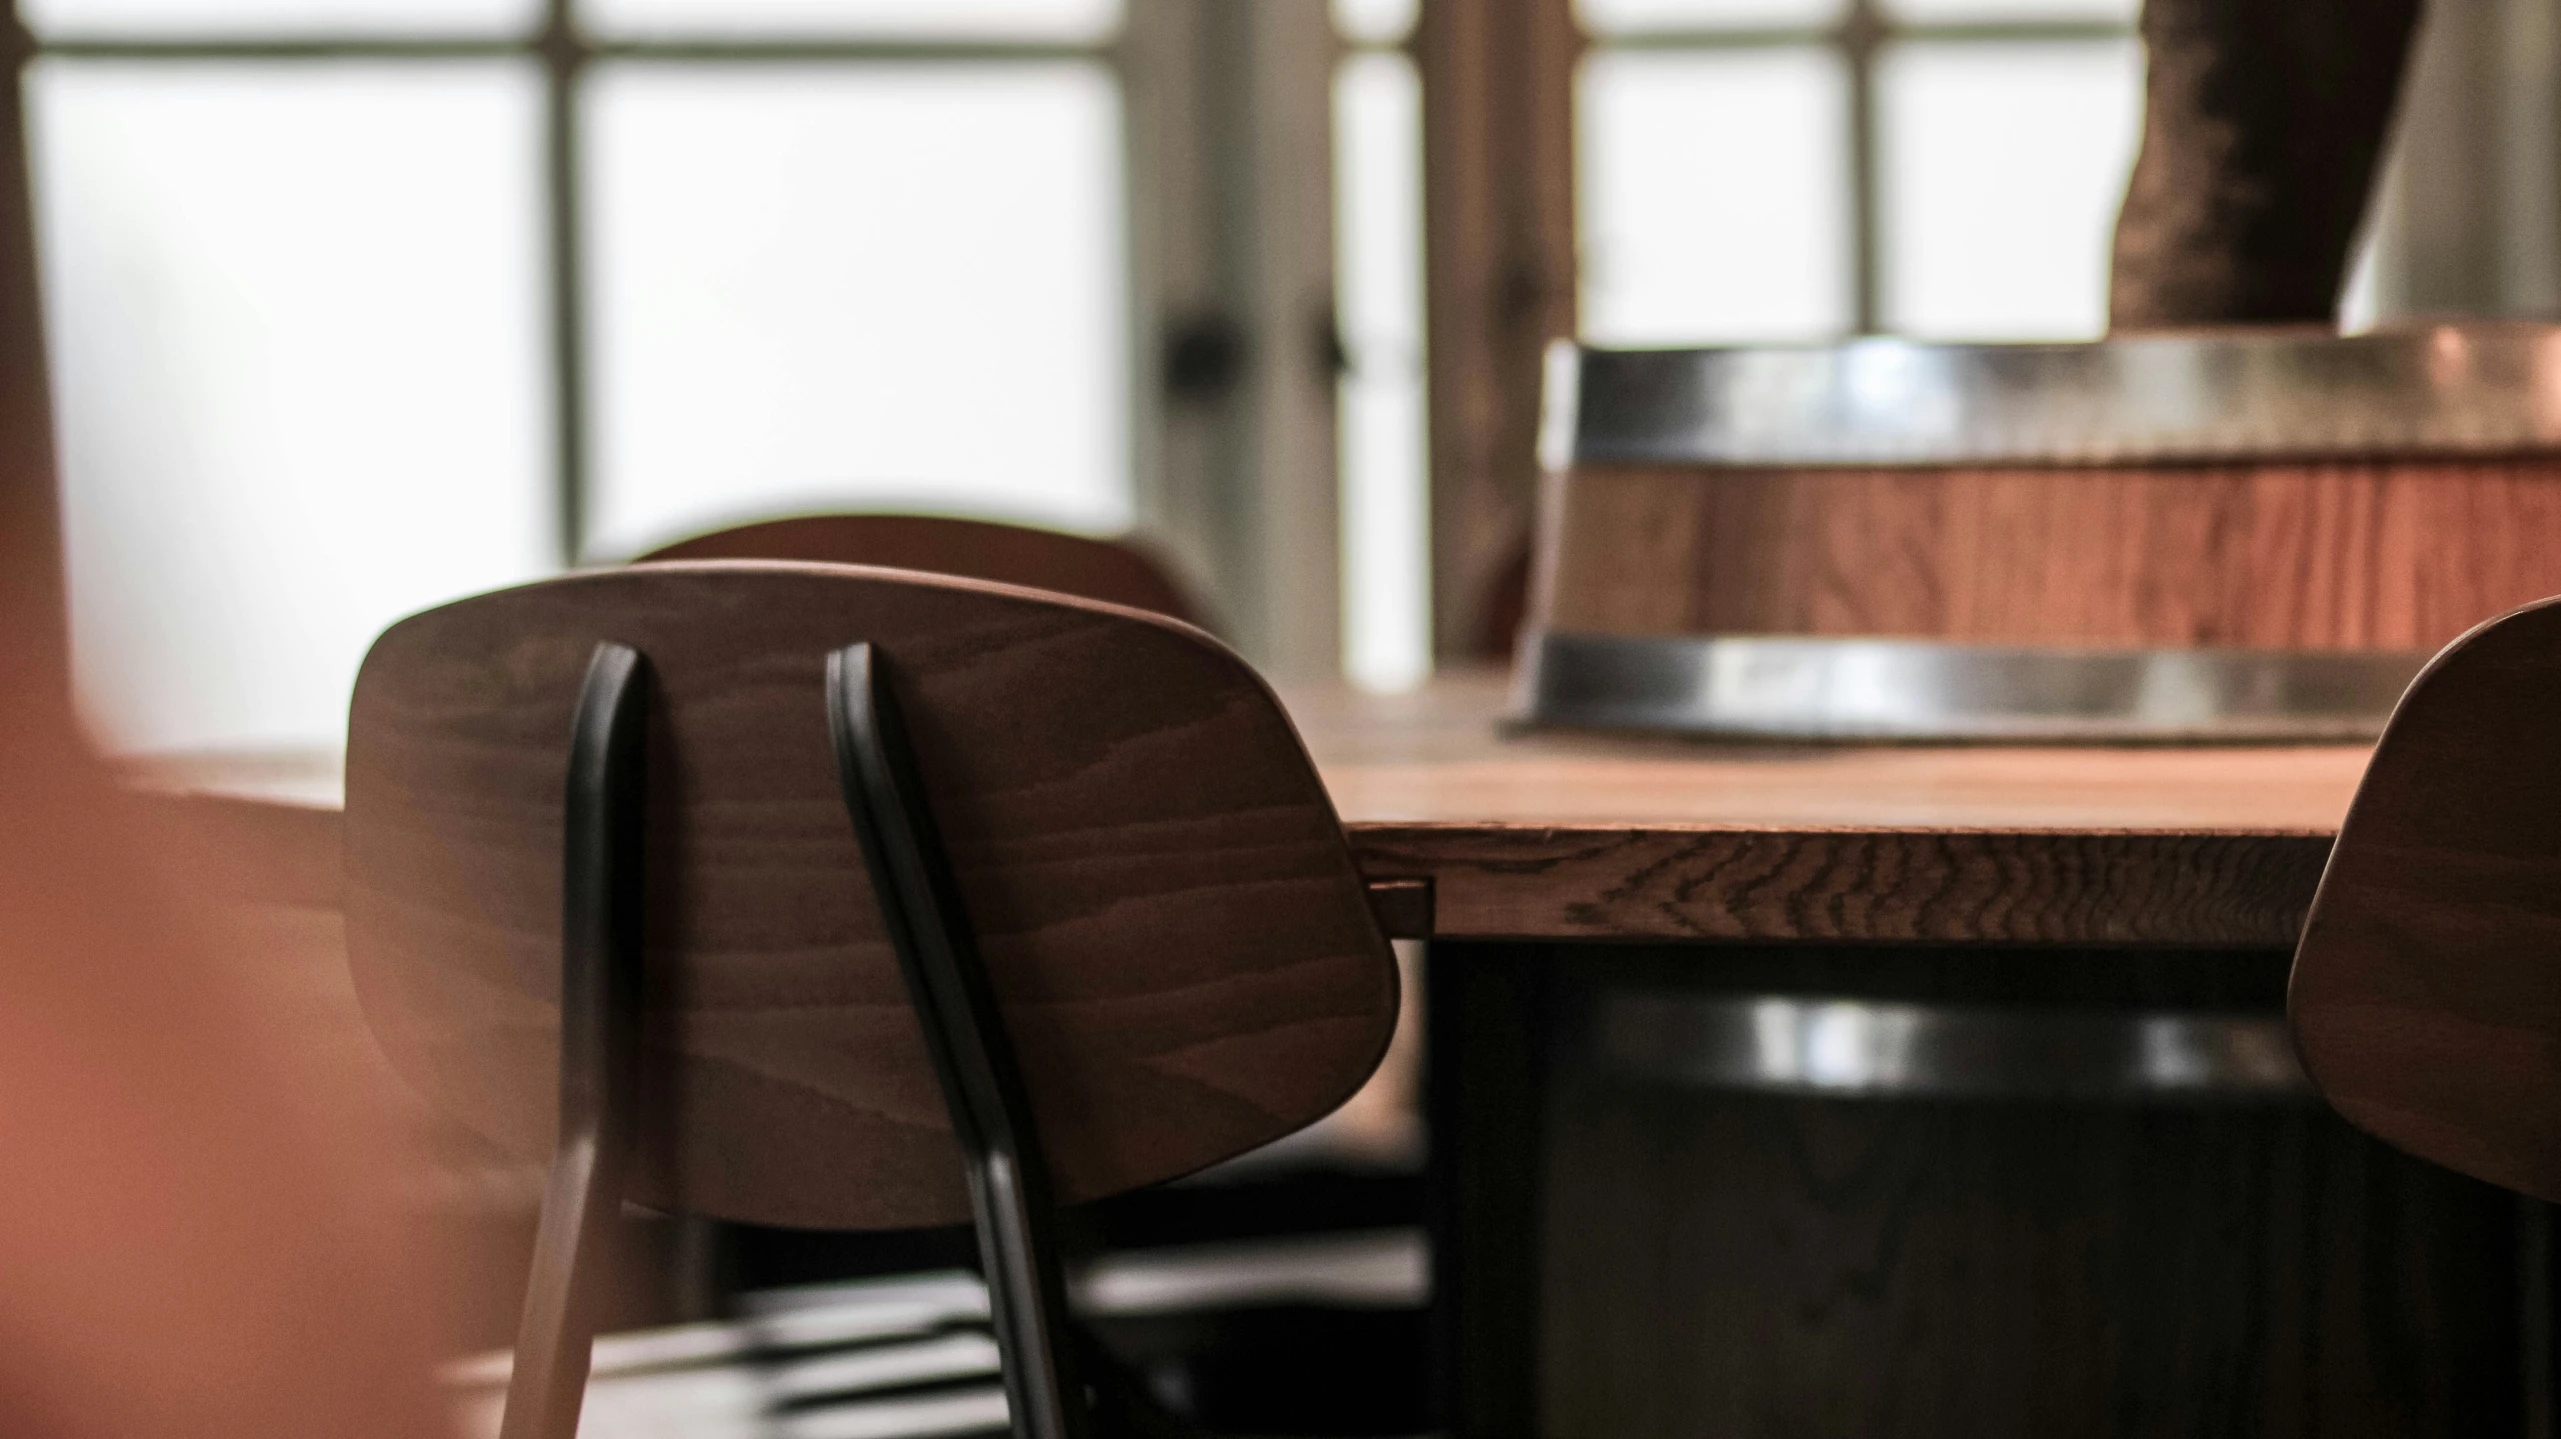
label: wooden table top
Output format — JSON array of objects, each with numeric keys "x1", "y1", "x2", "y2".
[{"x1": 129, "y1": 668, "x2": 2371, "y2": 948}]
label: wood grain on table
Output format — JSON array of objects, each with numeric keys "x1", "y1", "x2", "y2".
[
  {"x1": 125, "y1": 669, "x2": 2373, "y2": 948},
  {"x1": 1298, "y1": 672, "x2": 2367, "y2": 947}
]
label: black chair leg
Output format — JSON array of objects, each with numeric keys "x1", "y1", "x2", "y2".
[
  {"x1": 827, "y1": 642, "x2": 1091, "y2": 1439},
  {"x1": 499, "y1": 642, "x2": 652, "y2": 1439}
]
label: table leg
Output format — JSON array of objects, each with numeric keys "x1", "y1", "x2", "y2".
[{"x1": 1427, "y1": 941, "x2": 1554, "y2": 1439}]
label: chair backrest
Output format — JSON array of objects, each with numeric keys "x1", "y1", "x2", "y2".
[
  {"x1": 635, "y1": 515, "x2": 1205, "y2": 630},
  {"x1": 2292, "y1": 594, "x2": 2561, "y2": 1200},
  {"x1": 342, "y1": 562, "x2": 1395, "y2": 1231}
]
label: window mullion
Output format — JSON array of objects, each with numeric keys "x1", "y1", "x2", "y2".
[
  {"x1": 541, "y1": 0, "x2": 586, "y2": 567},
  {"x1": 1844, "y1": 0, "x2": 1881, "y2": 333}
]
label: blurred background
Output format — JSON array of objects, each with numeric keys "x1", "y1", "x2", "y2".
[
  {"x1": 11, "y1": 0, "x2": 2558, "y2": 749},
  {"x1": 15, "y1": 4, "x2": 2561, "y2": 1432}
]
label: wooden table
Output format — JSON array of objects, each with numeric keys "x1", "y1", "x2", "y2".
[
  {"x1": 142, "y1": 668, "x2": 2366, "y2": 947},
  {"x1": 1297, "y1": 671, "x2": 2362, "y2": 947},
  {"x1": 144, "y1": 673, "x2": 2521, "y2": 1439}
]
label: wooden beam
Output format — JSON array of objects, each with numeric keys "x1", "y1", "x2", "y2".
[
  {"x1": 0, "y1": 2, "x2": 63, "y2": 706},
  {"x1": 1415, "y1": 0, "x2": 1578, "y2": 661},
  {"x1": 1124, "y1": 0, "x2": 1341, "y2": 680},
  {"x1": 2110, "y1": 0, "x2": 2422, "y2": 326}
]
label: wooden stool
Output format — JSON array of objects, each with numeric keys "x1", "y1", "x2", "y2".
[
  {"x1": 2293, "y1": 593, "x2": 2561, "y2": 1200},
  {"x1": 633, "y1": 514, "x2": 1204, "y2": 629},
  {"x1": 342, "y1": 564, "x2": 1396, "y2": 1439}
]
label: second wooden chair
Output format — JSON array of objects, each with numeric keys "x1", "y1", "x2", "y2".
[{"x1": 633, "y1": 514, "x2": 1204, "y2": 629}]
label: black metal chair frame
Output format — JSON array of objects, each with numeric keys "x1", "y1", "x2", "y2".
[{"x1": 495, "y1": 639, "x2": 1091, "y2": 1439}]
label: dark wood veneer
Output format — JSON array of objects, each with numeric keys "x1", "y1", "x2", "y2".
[{"x1": 341, "y1": 563, "x2": 1397, "y2": 1232}]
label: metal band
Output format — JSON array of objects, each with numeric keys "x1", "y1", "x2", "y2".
[
  {"x1": 1551, "y1": 323, "x2": 2561, "y2": 468},
  {"x1": 1594, "y1": 992, "x2": 2313, "y2": 1102},
  {"x1": 1513, "y1": 630, "x2": 2426, "y2": 742}
]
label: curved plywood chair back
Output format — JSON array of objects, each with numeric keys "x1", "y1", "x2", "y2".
[
  {"x1": 342, "y1": 563, "x2": 1395, "y2": 1231},
  {"x1": 2294, "y1": 594, "x2": 2561, "y2": 1200},
  {"x1": 635, "y1": 515, "x2": 1205, "y2": 630}
]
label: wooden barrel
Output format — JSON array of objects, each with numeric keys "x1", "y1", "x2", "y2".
[{"x1": 1519, "y1": 324, "x2": 2561, "y2": 741}]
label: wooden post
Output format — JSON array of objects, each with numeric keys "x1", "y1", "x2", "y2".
[
  {"x1": 1416, "y1": 0, "x2": 1577, "y2": 662},
  {"x1": 0, "y1": 1, "x2": 61, "y2": 707},
  {"x1": 2109, "y1": 0, "x2": 2422, "y2": 327},
  {"x1": 1125, "y1": 0, "x2": 1340, "y2": 679}
]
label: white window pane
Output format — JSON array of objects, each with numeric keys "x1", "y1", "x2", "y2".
[
  {"x1": 1335, "y1": 53, "x2": 1429, "y2": 693},
  {"x1": 1884, "y1": 0, "x2": 2133, "y2": 25},
  {"x1": 25, "y1": 0, "x2": 531, "y2": 38},
  {"x1": 586, "y1": 64, "x2": 1129, "y2": 557},
  {"x1": 1578, "y1": 48, "x2": 1852, "y2": 344},
  {"x1": 29, "y1": 61, "x2": 553, "y2": 755},
  {"x1": 581, "y1": 0, "x2": 1119, "y2": 41},
  {"x1": 1878, "y1": 40, "x2": 2142, "y2": 339},
  {"x1": 1333, "y1": 0, "x2": 1417, "y2": 45},
  {"x1": 1579, "y1": 0, "x2": 1843, "y2": 34}
]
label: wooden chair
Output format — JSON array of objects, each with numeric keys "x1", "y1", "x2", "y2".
[
  {"x1": 2292, "y1": 594, "x2": 2561, "y2": 1201},
  {"x1": 341, "y1": 563, "x2": 1398, "y2": 1439},
  {"x1": 633, "y1": 514, "x2": 1206, "y2": 629}
]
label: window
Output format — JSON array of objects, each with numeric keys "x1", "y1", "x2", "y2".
[
  {"x1": 23, "y1": 0, "x2": 1132, "y2": 752},
  {"x1": 32, "y1": 59, "x2": 554, "y2": 754},
  {"x1": 581, "y1": 62, "x2": 1127, "y2": 558},
  {"x1": 21, "y1": 0, "x2": 2166, "y2": 737},
  {"x1": 1574, "y1": 0, "x2": 2141, "y2": 344}
]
